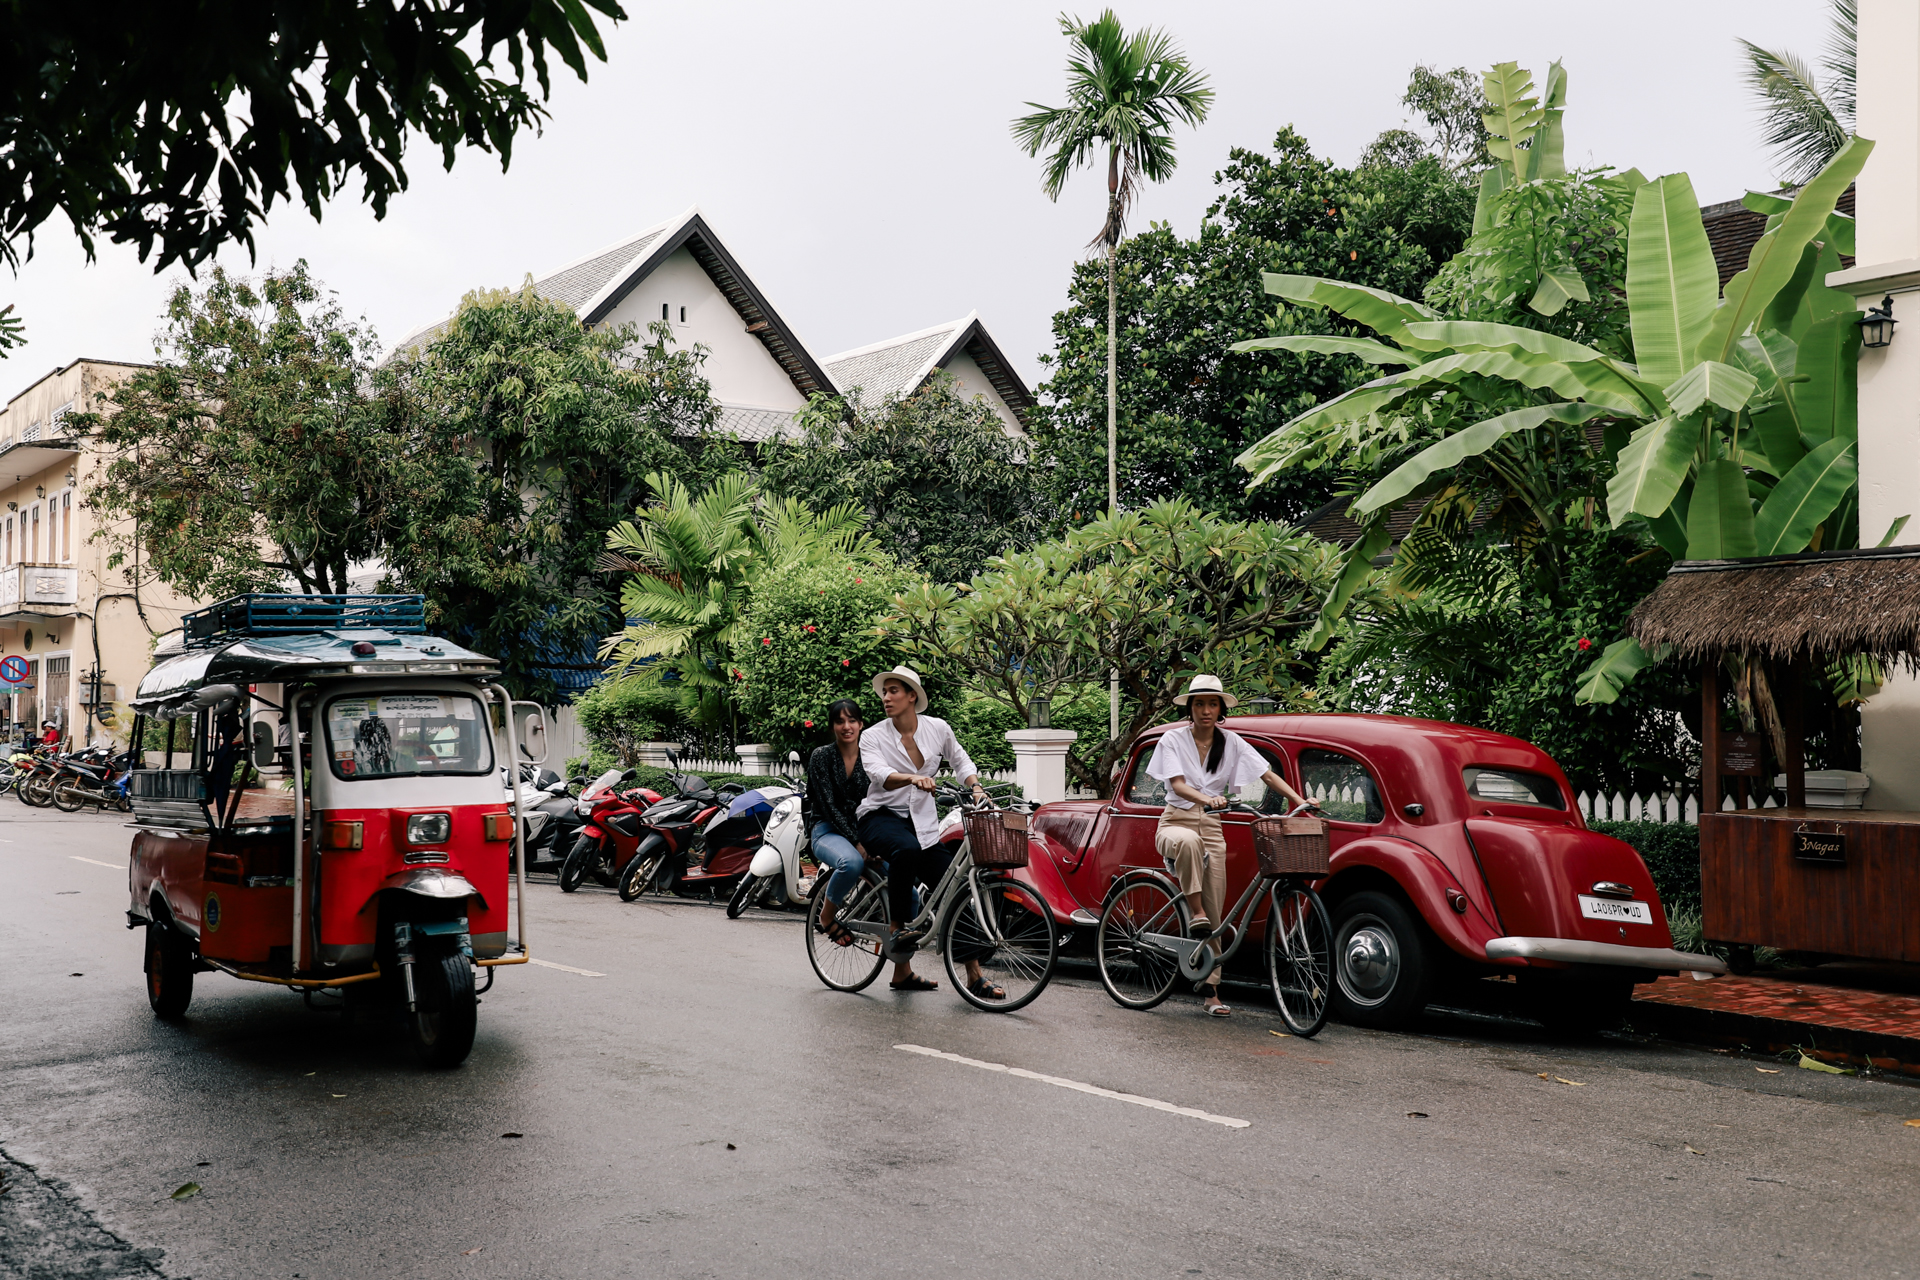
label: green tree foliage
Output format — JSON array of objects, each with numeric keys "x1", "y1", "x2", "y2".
[
  {"x1": 885, "y1": 500, "x2": 1340, "y2": 795},
  {"x1": 572, "y1": 679, "x2": 683, "y2": 767},
  {"x1": 388, "y1": 286, "x2": 718, "y2": 702},
  {"x1": 759, "y1": 374, "x2": 1041, "y2": 584},
  {"x1": 1, "y1": 0, "x2": 625, "y2": 273},
  {"x1": 1362, "y1": 65, "x2": 1491, "y2": 173},
  {"x1": 599, "y1": 472, "x2": 883, "y2": 735},
  {"x1": 1032, "y1": 127, "x2": 1475, "y2": 524},
  {"x1": 1740, "y1": 0, "x2": 1856, "y2": 186},
  {"x1": 732, "y1": 560, "x2": 913, "y2": 755},
  {"x1": 81, "y1": 261, "x2": 469, "y2": 597},
  {"x1": 0, "y1": 303, "x2": 22, "y2": 358}
]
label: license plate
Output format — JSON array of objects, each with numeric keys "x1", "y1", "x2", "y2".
[{"x1": 1578, "y1": 894, "x2": 1651, "y2": 924}]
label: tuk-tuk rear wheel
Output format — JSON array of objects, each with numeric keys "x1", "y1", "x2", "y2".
[
  {"x1": 407, "y1": 951, "x2": 476, "y2": 1069},
  {"x1": 144, "y1": 922, "x2": 194, "y2": 1020}
]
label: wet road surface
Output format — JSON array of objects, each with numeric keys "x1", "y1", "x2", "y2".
[{"x1": 4, "y1": 809, "x2": 1918, "y2": 1279}]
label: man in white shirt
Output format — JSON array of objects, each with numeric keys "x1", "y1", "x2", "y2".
[{"x1": 856, "y1": 665, "x2": 991, "y2": 995}]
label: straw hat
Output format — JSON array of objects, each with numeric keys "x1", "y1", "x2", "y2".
[
  {"x1": 1171, "y1": 674, "x2": 1238, "y2": 708},
  {"x1": 871, "y1": 664, "x2": 928, "y2": 713}
]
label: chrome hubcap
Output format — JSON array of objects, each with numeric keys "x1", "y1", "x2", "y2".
[{"x1": 1338, "y1": 918, "x2": 1399, "y2": 1007}]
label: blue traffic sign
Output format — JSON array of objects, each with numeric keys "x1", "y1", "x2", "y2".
[{"x1": 0, "y1": 655, "x2": 28, "y2": 684}]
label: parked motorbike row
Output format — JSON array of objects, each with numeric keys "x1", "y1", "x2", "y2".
[
  {"x1": 515, "y1": 751, "x2": 812, "y2": 917},
  {"x1": 3, "y1": 743, "x2": 137, "y2": 813}
]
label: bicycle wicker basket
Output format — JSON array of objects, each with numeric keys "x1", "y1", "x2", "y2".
[
  {"x1": 1252, "y1": 814, "x2": 1331, "y2": 876},
  {"x1": 965, "y1": 810, "x2": 1031, "y2": 868}
]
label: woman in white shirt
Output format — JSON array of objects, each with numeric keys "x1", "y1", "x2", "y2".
[{"x1": 1147, "y1": 675, "x2": 1309, "y2": 1017}]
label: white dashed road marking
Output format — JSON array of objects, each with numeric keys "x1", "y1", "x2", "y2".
[
  {"x1": 894, "y1": 1043, "x2": 1251, "y2": 1129},
  {"x1": 528, "y1": 958, "x2": 605, "y2": 978},
  {"x1": 70, "y1": 856, "x2": 125, "y2": 869}
]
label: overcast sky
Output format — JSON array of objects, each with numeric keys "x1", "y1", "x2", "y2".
[{"x1": 4, "y1": 0, "x2": 1834, "y2": 404}]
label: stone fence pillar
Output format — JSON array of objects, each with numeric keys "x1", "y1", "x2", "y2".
[
  {"x1": 736, "y1": 743, "x2": 780, "y2": 775},
  {"x1": 634, "y1": 742, "x2": 678, "y2": 768},
  {"x1": 1004, "y1": 729, "x2": 1079, "y2": 804}
]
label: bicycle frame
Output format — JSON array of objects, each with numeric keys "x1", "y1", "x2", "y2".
[{"x1": 837, "y1": 798, "x2": 1029, "y2": 958}]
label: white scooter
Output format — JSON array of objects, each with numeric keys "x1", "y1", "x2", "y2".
[{"x1": 725, "y1": 754, "x2": 815, "y2": 918}]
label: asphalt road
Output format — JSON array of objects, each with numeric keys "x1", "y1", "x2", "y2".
[{"x1": 4, "y1": 809, "x2": 1919, "y2": 1280}]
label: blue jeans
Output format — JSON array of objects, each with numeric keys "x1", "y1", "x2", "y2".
[{"x1": 812, "y1": 822, "x2": 865, "y2": 905}]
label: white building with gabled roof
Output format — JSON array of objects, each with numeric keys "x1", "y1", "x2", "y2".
[
  {"x1": 822, "y1": 312, "x2": 1035, "y2": 435},
  {"x1": 391, "y1": 209, "x2": 1034, "y2": 442}
]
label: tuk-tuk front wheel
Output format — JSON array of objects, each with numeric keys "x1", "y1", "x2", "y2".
[
  {"x1": 144, "y1": 922, "x2": 194, "y2": 1020},
  {"x1": 407, "y1": 951, "x2": 476, "y2": 1069}
]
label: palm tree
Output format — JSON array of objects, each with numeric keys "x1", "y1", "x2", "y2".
[
  {"x1": 1012, "y1": 10, "x2": 1212, "y2": 518},
  {"x1": 1740, "y1": 0, "x2": 1855, "y2": 186}
]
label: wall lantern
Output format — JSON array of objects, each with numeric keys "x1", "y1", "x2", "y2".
[
  {"x1": 1860, "y1": 294, "x2": 1898, "y2": 348},
  {"x1": 1027, "y1": 696, "x2": 1052, "y2": 729},
  {"x1": 1246, "y1": 695, "x2": 1279, "y2": 715},
  {"x1": 34, "y1": 484, "x2": 44, "y2": 498}
]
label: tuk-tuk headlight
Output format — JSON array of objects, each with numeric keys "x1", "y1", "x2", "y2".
[{"x1": 407, "y1": 813, "x2": 452, "y2": 845}]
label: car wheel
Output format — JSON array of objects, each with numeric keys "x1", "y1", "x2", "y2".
[
  {"x1": 145, "y1": 921, "x2": 194, "y2": 1020},
  {"x1": 1329, "y1": 890, "x2": 1432, "y2": 1029}
]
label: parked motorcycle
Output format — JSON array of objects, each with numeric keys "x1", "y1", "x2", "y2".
[
  {"x1": 512, "y1": 766, "x2": 588, "y2": 874},
  {"x1": 559, "y1": 769, "x2": 665, "y2": 893},
  {"x1": 614, "y1": 763, "x2": 730, "y2": 902},
  {"x1": 726, "y1": 753, "x2": 814, "y2": 917}
]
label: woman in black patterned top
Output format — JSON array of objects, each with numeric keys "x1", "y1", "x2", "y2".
[{"x1": 806, "y1": 699, "x2": 870, "y2": 945}]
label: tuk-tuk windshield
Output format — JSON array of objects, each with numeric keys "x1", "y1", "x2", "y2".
[{"x1": 322, "y1": 692, "x2": 494, "y2": 780}]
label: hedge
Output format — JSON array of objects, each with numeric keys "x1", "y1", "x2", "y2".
[{"x1": 1588, "y1": 820, "x2": 1700, "y2": 914}]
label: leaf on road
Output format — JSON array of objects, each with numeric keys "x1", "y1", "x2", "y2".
[
  {"x1": 303, "y1": 1071, "x2": 315, "y2": 1076},
  {"x1": 1406, "y1": 1111, "x2": 1429, "y2": 1118},
  {"x1": 1796, "y1": 1052, "x2": 1854, "y2": 1075},
  {"x1": 1904, "y1": 1119, "x2": 1920, "y2": 1128},
  {"x1": 331, "y1": 1093, "x2": 348, "y2": 1098},
  {"x1": 1269, "y1": 1031, "x2": 1291, "y2": 1038},
  {"x1": 1755, "y1": 1067, "x2": 1782, "y2": 1074},
  {"x1": 170, "y1": 1182, "x2": 201, "y2": 1200},
  {"x1": 462, "y1": 1247, "x2": 484, "y2": 1255},
  {"x1": 1553, "y1": 1077, "x2": 1586, "y2": 1087},
  {"x1": 1684, "y1": 1145, "x2": 1706, "y2": 1156},
  {"x1": 500, "y1": 1132, "x2": 524, "y2": 1139}
]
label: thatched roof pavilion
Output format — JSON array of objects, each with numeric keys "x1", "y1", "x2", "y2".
[{"x1": 1629, "y1": 546, "x2": 1920, "y2": 671}]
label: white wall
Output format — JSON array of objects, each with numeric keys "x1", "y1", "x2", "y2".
[
  {"x1": 1841, "y1": 0, "x2": 1920, "y2": 809},
  {"x1": 596, "y1": 247, "x2": 806, "y2": 411},
  {"x1": 938, "y1": 349, "x2": 1023, "y2": 436}
]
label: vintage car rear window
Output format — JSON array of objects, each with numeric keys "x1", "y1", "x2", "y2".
[
  {"x1": 322, "y1": 693, "x2": 494, "y2": 780},
  {"x1": 1462, "y1": 766, "x2": 1564, "y2": 808}
]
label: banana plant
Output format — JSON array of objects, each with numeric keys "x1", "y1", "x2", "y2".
[{"x1": 1233, "y1": 134, "x2": 1882, "y2": 698}]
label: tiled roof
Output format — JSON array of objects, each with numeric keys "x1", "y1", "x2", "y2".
[
  {"x1": 712, "y1": 404, "x2": 800, "y2": 442},
  {"x1": 1702, "y1": 185, "x2": 1855, "y2": 289},
  {"x1": 823, "y1": 322, "x2": 961, "y2": 404},
  {"x1": 533, "y1": 227, "x2": 669, "y2": 312}
]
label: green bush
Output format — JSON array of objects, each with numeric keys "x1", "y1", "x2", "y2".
[
  {"x1": 734, "y1": 560, "x2": 913, "y2": 755},
  {"x1": 572, "y1": 680, "x2": 686, "y2": 766},
  {"x1": 1589, "y1": 820, "x2": 1700, "y2": 914}
]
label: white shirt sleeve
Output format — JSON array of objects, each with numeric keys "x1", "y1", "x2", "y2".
[
  {"x1": 933, "y1": 717, "x2": 978, "y2": 784},
  {"x1": 1222, "y1": 730, "x2": 1269, "y2": 790},
  {"x1": 1146, "y1": 727, "x2": 1194, "y2": 784}
]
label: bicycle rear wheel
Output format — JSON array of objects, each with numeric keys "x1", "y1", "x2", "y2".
[
  {"x1": 1096, "y1": 877, "x2": 1188, "y2": 1010},
  {"x1": 1266, "y1": 881, "x2": 1334, "y2": 1037},
  {"x1": 942, "y1": 875, "x2": 1056, "y2": 1013},
  {"x1": 806, "y1": 875, "x2": 888, "y2": 993}
]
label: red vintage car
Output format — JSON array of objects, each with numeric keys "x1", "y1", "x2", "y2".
[{"x1": 1016, "y1": 713, "x2": 1722, "y2": 1028}]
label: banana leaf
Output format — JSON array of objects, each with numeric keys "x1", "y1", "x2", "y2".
[
  {"x1": 1686, "y1": 459, "x2": 1759, "y2": 559},
  {"x1": 1877, "y1": 515, "x2": 1912, "y2": 547},
  {"x1": 1748, "y1": 405, "x2": 1806, "y2": 475},
  {"x1": 1753, "y1": 438, "x2": 1857, "y2": 556},
  {"x1": 1665, "y1": 361, "x2": 1758, "y2": 416},
  {"x1": 1355, "y1": 403, "x2": 1611, "y2": 517},
  {"x1": 1401, "y1": 321, "x2": 1606, "y2": 365},
  {"x1": 1742, "y1": 190, "x2": 1855, "y2": 258},
  {"x1": 1522, "y1": 60, "x2": 1568, "y2": 181},
  {"x1": 1229, "y1": 334, "x2": 1416, "y2": 366},
  {"x1": 1607, "y1": 416, "x2": 1695, "y2": 523},
  {"x1": 1481, "y1": 62, "x2": 1545, "y2": 185},
  {"x1": 1624, "y1": 173, "x2": 1719, "y2": 388},
  {"x1": 1529, "y1": 266, "x2": 1590, "y2": 317},
  {"x1": 1697, "y1": 137, "x2": 1874, "y2": 367},
  {"x1": 1648, "y1": 502, "x2": 1690, "y2": 560},
  {"x1": 1473, "y1": 165, "x2": 1508, "y2": 235},
  {"x1": 1791, "y1": 311, "x2": 1863, "y2": 445},
  {"x1": 1574, "y1": 636, "x2": 1660, "y2": 706},
  {"x1": 1260, "y1": 274, "x2": 1442, "y2": 345}
]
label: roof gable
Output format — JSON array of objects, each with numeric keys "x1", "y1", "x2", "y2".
[{"x1": 823, "y1": 313, "x2": 1035, "y2": 426}]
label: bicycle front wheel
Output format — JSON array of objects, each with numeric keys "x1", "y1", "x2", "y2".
[
  {"x1": 806, "y1": 875, "x2": 888, "y2": 993},
  {"x1": 942, "y1": 876, "x2": 1056, "y2": 1013},
  {"x1": 1266, "y1": 881, "x2": 1334, "y2": 1037},
  {"x1": 1096, "y1": 876, "x2": 1188, "y2": 1010}
]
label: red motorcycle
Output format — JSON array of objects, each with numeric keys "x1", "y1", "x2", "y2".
[{"x1": 557, "y1": 769, "x2": 663, "y2": 893}]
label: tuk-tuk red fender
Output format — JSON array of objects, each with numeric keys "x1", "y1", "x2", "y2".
[{"x1": 1323, "y1": 834, "x2": 1511, "y2": 965}]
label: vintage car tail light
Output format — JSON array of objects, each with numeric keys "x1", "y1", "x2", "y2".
[
  {"x1": 321, "y1": 820, "x2": 364, "y2": 850},
  {"x1": 407, "y1": 813, "x2": 452, "y2": 845},
  {"x1": 483, "y1": 812, "x2": 514, "y2": 841}
]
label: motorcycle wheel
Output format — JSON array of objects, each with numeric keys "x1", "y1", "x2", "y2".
[
  {"x1": 18, "y1": 774, "x2": 54, "y2": 808},
  {"x1": 725, "y1": 873, "x2": 761, "y2": 919},
  {"x1": 618, "y1": 851, "x2": 665, "y2": 902},
  {"x1": 558, "y1": 836, "x2": 597, "y2": 893},
  {"x1": 407, "y1": 951, "x2": 477, "y2": 1069},
  {"x1": 50, "y1": 781, "x2": 89, "y2": 813}
]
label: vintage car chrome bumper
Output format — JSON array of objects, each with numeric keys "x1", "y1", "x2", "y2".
[{"x1": 1485, "y1": 936, "x2": 1728, "y2": 975}]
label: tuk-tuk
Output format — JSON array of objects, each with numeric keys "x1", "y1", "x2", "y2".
[{"x1": 122, "y1": 594, "x2": 544, "y2": 1068}]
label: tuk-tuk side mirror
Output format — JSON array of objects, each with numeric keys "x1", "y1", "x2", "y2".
[
  {"x1": 510, "y1": 700, "x2": 550, "y2": 765},
  {"x1": 250, "y1": 720, "x2": 276, "y2": 770}
]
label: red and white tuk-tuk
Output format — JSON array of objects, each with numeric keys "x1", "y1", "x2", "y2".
[{"x1": 123, "y1": 594, "x2": 544, "y2": 1067}]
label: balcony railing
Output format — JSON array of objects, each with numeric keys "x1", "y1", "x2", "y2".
[{"x1": 0, "y1": 563, "x2": 79, "y2": 610}]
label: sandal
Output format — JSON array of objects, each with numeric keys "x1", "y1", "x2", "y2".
[
  {"x1": 1187, "y1": 918, "x2": 1213, "y2": 940},
  {"x1": 966, "y1": 977, "x2": 1007, "y2": 1001},
  {"x1": 1205, "y1": 992, "x2": 1233, "y2": 1017},
  {"x1": 890, "y1": 974, "x2": 938, "y2": 992},
  {"x1": 824, "y1": 920, "x2": 854, "y2": 948}
]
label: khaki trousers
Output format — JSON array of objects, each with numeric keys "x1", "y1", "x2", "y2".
[{"x1": 1154, "y1": 802, "x2": 1227, "y2": 932}]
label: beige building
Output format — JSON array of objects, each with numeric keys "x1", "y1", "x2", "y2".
[{"x1": 0, "y1": 358, "x2": 201, "y2": 747}]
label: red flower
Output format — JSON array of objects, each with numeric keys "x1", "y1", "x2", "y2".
[
  {"x1": 804, "y1": 624, "x2": 817, "y2": 633},
  {"x1": 841, "y1": 658, "x2": 850, "y2": 666},
  {"x1": 762, "y1": 637, "x2": 772, "y2": 645},
  {"x1": 1577, "y1": 637, "x2": 1593, "y2": 651},
  {"x1": 804, "y1": 720, "x2": 814, "y2": 728},
  {"x1": 854, "y1": 577, "x2": 862, "y2": 584}
]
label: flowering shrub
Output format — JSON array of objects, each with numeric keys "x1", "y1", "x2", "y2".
[{"x1": 734, "y1": 560, "x2": 913, "y2": 754}]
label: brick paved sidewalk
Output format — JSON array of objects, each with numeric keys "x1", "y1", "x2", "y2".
[{"x1": 1632, "y1": 962, "x2": 1920, "y2": 1074}]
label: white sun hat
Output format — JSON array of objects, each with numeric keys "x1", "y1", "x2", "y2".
[
  {"x1": 871, "y1": 664, "x2": 929, "y2": 713},
  {"x1": 1171, "y1": 673, "x2": 1239, "y2": 708}
]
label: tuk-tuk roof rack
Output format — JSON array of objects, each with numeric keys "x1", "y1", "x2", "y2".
[{"x1": 182, "y1": 593, "x2": 428, "y2": 649}]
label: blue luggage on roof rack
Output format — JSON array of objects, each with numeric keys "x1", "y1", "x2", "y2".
[{"x1": 182, "y1": 594, "x2": 428, "y2": 648}]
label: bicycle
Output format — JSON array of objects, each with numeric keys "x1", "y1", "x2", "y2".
[
  {"x1": 805, "y1": 782, "x2": 1058, "y2": 1013},
  {"x1": 1094, "y1": 799, "x2": 1335, "y2": 1036}
]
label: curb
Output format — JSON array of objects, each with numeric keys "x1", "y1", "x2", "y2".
[{"x1": 1629, "y1": 996, "x2": 1920, "y2": 1076}]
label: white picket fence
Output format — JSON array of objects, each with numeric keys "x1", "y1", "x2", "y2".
[
  {"x1": 1575, "y1": 790, "x2": 1791, "y2": 824},
  {"x1": 657, "y1": 753, "x2": 1106, "y2": 799}
]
